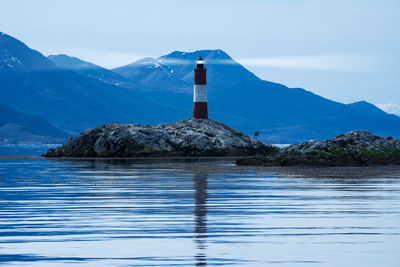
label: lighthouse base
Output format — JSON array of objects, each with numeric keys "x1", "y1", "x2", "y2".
[{"x1": 193, "y1": 102, "x2": 208, "y2": 119}]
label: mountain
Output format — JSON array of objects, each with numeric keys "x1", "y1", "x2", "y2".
[
  {"x1": 348, "y1": 101, "x2": 399, "y2": 120},
  {"x1": 48, "y1": 54, "x2": 130, "y2": 86},
  {"x1": 113, "y1": 56, "x2": 188, "y2": 91},
  {"x1": 0, "y1": 32, "x2": 57, "y2": 73},
  {"x1": 114, "y1": 50, "x2": 400, "y2": 143},
  {"x1": 0, "y1": 32, "x2": 187, "y2": 136},
  {"x1": 112, "y1": 49, "x2": 259, "y2": 92},
  {"x1": 2, "y1": 31, "x2": 400, "y2": 143},
  {"x1": 0, "y1": 103, "x2": 68, "y2": 143}
]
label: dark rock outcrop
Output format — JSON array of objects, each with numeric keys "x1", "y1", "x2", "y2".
[
  {"x1": 237, "y1": 131, "x2": 400, "y2": 166},
  {"x1": 44, "y1": 119, "x2": 279, "y2": 158}
]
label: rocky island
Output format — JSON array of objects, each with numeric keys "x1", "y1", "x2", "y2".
[
  {"x1": 237, "y1": 131, "x2": 400, "y2": 166},
  {"x1": 44, "y1": 119, "x2": 279, "y2": 158}
]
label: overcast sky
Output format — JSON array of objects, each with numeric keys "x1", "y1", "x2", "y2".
[{"x1": 1, "y1": 0, "x2": 399, "y2": 114}]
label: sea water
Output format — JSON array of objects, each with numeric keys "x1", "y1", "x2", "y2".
[{"x1": 0, "y1": 146, "x2": 400, "y2": 266}]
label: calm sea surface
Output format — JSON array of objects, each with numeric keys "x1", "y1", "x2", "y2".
[{"x1": 1, "y1": 145, "x2": 400, "y2": 266}]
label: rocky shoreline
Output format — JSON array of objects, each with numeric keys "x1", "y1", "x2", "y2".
[
  {"x1": 44, "y1": 121, "x2": 400, "y2": 167},
  {"x1": 237, "y1": 131, "x2": 400, "y2": 167},
  {"x1": 44, "y1": 119, "x2": 278, "y2": 158}
]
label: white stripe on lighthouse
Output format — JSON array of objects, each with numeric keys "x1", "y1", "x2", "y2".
[{"x1": 193, "y1": 85, "x2": 207, "y2": 102}]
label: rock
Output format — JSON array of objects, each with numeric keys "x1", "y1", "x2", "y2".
[
  {"x1": 237, "y1": 131, "x2": 400, "y2": 166},
  {"x1": 44, "y1": 119, "x2": 279, "y2": 158}
]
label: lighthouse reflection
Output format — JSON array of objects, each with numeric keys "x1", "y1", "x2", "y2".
[{"x1": 193, "y1": 173, "x2": 208, "y2": 266}]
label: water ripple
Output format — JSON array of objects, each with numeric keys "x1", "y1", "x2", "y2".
[{"x1": 1, "y1": 158, "x2": 400, "y2": 266}]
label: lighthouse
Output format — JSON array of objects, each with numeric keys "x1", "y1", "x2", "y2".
[{"x1": 193, "y1": 56, "x2": 208, "y2": 119}]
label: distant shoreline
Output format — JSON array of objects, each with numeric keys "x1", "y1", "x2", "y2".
[
  {"x1": 0, "y1": 155, "x2": 41, "y2": 159},
  {"x1": 0, "y1": 155, "x2": 243, "y2": 160}
]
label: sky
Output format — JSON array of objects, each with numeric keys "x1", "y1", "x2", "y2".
[{"x1": 1, "y1": 0, "x2": 399, "y2": 115}]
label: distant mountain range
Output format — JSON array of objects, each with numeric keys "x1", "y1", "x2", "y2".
[
  {"x1": 0, "y1": 32, "x2": 187, "y2": 139},
  {"x1": 0, "y1": 103, "x2": 68, "y2": 143},
  {"x1": 48, "y1": 54, "x2": 130, "y2": 86},
  {"x1": 1, "y1": 31, "x2": 400, "y2": 144}
]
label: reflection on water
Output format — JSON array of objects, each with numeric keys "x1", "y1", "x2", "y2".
[
  {"x1": 194, "y1": 173, "x2": 208, "y2": 266},
  {"x1": 0, "y1": 158, "x2": 400, "y2": 266}
]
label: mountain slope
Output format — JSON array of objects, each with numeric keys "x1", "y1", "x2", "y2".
[
  {"x1": 0, "y1": 32, "x2": 57, "y2": 73},
  {"x1": 48, "y1": 54, "x2": 129, "y2": 86},
  {"x1": 0, "y1": 103, "x2": 69, "y2": 143},
  {"x1": 0, "y1": 32, "x2": 187, "y2": 135},
  {"x1": 348, "y1": 101, "x2": 399, "y2": 120},
  {"x1": 112, "y1": 57, "x2": 183, "y2": 90}
]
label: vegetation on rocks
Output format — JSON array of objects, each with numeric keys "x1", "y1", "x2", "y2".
[{"x1": 237, "y1": 131, "x2": 400, "y2": 167}]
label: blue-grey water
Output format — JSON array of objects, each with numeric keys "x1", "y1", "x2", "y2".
[
  {"x1": 1, "y1": 145, "x2": 400, "y2": 266},
  {"x1": 0, "y1": 144, "x2": 60, "y2": 156}
]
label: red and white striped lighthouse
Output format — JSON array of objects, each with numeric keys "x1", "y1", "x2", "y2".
[{"x1": 193, "y1": 56, "x2": 208, "y2": 119}]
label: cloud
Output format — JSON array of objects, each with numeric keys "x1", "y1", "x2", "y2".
[
  {"x1": 235, "y1": 54, "x2": 380, "y2": 72},
  {"x1": 35, "y1": 42, "x2": 382, "y2": 73},
  {"x1": 158, "y1": 53, "x2": 381, "y2": 73},
  {"x1": 376, "y1": 103, "x2": 400, "y2": 116}
]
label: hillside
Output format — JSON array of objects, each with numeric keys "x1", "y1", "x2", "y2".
[
  {"x1": 0, "y1": 103, "x2": 68, "y2": 143},
  {"x1": 48, "y1": 54, "x2": 130, "y2": 86}
]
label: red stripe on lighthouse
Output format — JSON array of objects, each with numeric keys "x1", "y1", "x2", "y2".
[
  {"x1": 194, "y1": 69, "x2": 206, "y2": 84},
  {"x1": 193, "y1": 102, "x2": 208, "y2": 119}
]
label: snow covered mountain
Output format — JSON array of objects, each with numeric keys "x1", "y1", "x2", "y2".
[
  {"x1": 0, "y1": 32, "x2": 187, "y2": 135},
  {"x1": 112, "y1": 49, "x2": 258, "y2": 92},
  {"x1": 113, "y1": 57, "x2": 186, "y2": 90},
  {"x1": 0, "y1": 32, "x2": 57, "y2": 72}
]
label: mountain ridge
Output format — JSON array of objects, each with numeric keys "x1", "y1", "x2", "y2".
[
  {"x1": 0, "y1": 103, "x2": 69, "y2": 143},
  {"x1": 48, "y1": 54, "x2": 130, "y2": 86}
]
